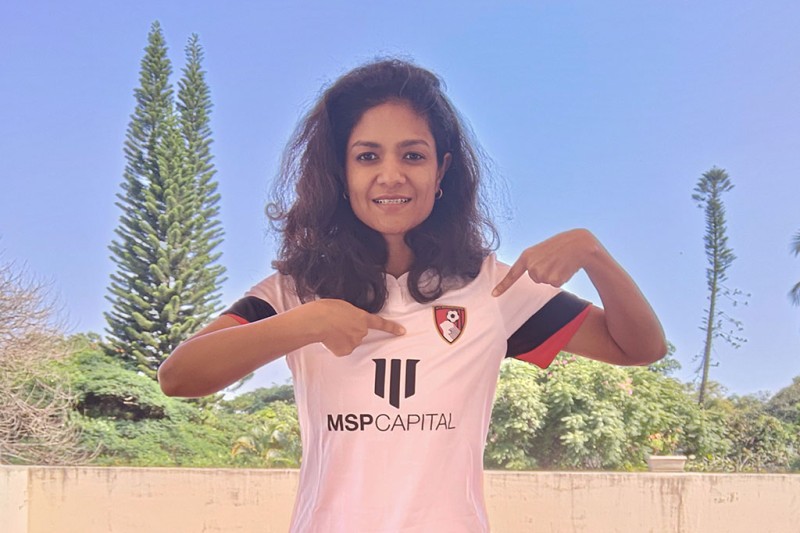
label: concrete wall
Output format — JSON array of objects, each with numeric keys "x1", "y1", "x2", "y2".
[
  {"x1": 2, "y1": 466, "x2": 798, "y2": 532},
  {"x1": 0, "y1": 467, "x2": 28, "y2": 532}
]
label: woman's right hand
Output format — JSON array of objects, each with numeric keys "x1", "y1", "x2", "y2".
[
  {"x1": 159, "y1": 298, "x2": 406, "y2": 397},
  {"x1": 305, "y1": 299, "x2": 405, "y2": 356}
]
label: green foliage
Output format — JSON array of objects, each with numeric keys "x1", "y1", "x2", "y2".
[
  {"x1": 220, "y1": 383, "x2": 296, "y2": 415},
  {"x1": 767, "y1": 376, "x2": 800, "y2": 424},
  {"x1": 74, "y1": 417, "x2": 228, "y2": 467},
  {"x1": 485, "y1": 360, "x2": 546, "y2": 469},
  {"x1": 231, "y1": 401, "x2": 302, "y2": 468},
  {"x1": 646, "y1": 342, "x2": 681, "y2": 376},
  {"x1": 692, "y1": 167, "x2": 736, "y2": 291},
  {"x1": 692, "y1": 166, "x2": 747, "y2": 405},
  {"x1": 59, "y1": 344, "x2": 253, "y2": 467},
  {"x1": 174, "y1": 32, "x2": 227, "y2": 330},
  {"x1": 532, "y1": 355, "x2": 631, "y2": 469},
  {"x1": 62, "y1": 347, "x2": 178, "y2": 421},
  {"x1": 105, "y1": 22, "x2": 225, "y2": 379},
  {"x1": 489, "y1": 355, "x2": 728, "y2": 471},
  {"x1": 621, "y1": 369, "x2": 726, "y2": 466},
  {"x1": 698, "y1": 394, "x2": 798, "y2": 472},
  {"x1": 54, "y1": 338, "x2": 799, "y2": 472}
]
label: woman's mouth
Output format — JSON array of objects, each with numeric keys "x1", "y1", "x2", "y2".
[{"x1": 373, "y1": 198, "x2": 411, "y2": 205}]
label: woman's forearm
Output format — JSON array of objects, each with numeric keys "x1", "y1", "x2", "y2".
[{"x1": 157, "y1": 305, "x2": 318, "y2": 398}]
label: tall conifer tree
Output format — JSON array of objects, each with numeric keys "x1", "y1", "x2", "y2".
[
  {"x1": 105, "y1": 24, "x2": 225, "y2": 378},
  {"x1": 176, "y1": 34, "x2": 226, "y2": 324},
  {"x1": 692, "y1": 167, "x2": 746, "y2": 405}
]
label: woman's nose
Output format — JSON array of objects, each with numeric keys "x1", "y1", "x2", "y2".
[{"x1": 376, "y1": 158, "x2": 407, "y2": 185}]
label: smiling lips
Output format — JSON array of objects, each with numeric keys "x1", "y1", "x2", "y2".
[{"x1": 373, "y1": 198, "x2": 411, "y2": 205}]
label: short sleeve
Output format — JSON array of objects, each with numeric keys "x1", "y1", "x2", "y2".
[
  {"x1": 490, "y1": 255, "x2": 591, "y2": 369},
  {"x1": 221, "y1": 296, "x2": 278, "y2": 324},
  {"x1": 220, "y1": 272, "x2": 302, "y2": 324}
]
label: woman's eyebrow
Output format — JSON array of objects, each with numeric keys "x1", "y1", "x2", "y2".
[
  {"x1": 350, "y1": 140, "x2": 381, "y2": 150},
  {"x1": 349, "y1": 139, "x2": 431, "y2": 150},
  {"x1": 398, "y1": 139, "x2": 430, "y2": 148}
]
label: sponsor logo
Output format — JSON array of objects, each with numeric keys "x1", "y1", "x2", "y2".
[
  {"x1": 325, "y1": 357, "x2": 457, "y2": 433},
  {"x1": 326, "y1": 412, "x2": 456, "y2": 432},
  {"x1": 434, "y1": 306, "x2": 466, "y2": 344},
  {"x1": 373, "y1": 358, "x2": 418, "y2": 409}
]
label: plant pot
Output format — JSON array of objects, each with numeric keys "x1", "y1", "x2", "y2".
[{"x1": 646, "y1": 454, "x2": 687, "y2": 472}]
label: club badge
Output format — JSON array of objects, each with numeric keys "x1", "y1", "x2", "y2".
[{"x1": 434, "y1": 306, "x2": 466, "y2": 344}]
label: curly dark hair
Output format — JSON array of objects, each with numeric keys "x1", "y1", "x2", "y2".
[{"x1": 267, "y1": 58, "x2": 498, "y2": 313}]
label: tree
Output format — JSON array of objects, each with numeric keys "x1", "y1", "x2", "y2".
[
  {"x1": 231, "y1": 401, "x2": 302, "y2": 468},
  {"x1": 701, "y1": 394, "x2": 796, "y2": 472},
  {"x1": 766, "y1": 376, "x2": 800, "y2": 425},
  {"x1": 63, "y1": 340, "x2": 256, "y2": 467},
  {"x1": 220, "y1": 383, "x2": 296, "y2": 415},
  {"x1": 790, "y1": 231, "x2": 800, "y2": 305},
  {"x1": 175, "y1": 33, "x2": 226, "y2": 325},
  {"x1": 692, "y1": 167, "x2": 746, "y2": 405},
  {"x1": 485, "y1": 359, "x2": 546, "y2": 470},
  {"x1": 0, "y1": 258, "x2": 90, "y2": 464},
  {"x1": 105, "y1": 23, "x2": 225, "y2": 378},
  {"x1": 488, "y1": 354, "x2": 727, "y2": 471}
]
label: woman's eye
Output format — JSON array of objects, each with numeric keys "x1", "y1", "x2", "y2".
[
  {"x1": 404, "y1": 152, "x2": 424, "y2": 161},
  {"x1": 356, "y1": 152, "x2": 378, "y2": 161}
]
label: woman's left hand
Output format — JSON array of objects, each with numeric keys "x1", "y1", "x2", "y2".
[
  {"x1": 492, "y1": 228, "x2": 600, "y2": 296},
  {"x1": 492, "y1": 227, "x2": 667, "y2": 366}
]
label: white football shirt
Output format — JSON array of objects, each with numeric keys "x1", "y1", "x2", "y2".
[{"x1": 224, "y1": 254, "x2": 590, "y2": 532}]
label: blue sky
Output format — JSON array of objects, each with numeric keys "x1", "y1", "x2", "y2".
[{"x1": 1, "y1": 1, "x2": 798, "y2": 397}]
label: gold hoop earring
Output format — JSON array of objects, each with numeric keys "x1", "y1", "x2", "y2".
[{"x1": 435, "y1": 188, "x2": 443, "y2": 200}]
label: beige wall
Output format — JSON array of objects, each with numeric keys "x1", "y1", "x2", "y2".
[{"x1": 2, "y1": 466, "x2": 798, "y2": 532}]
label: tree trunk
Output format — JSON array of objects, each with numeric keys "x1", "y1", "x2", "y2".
[{"x1": 699, "y1": 270, "x2": 717, "y2": 405}]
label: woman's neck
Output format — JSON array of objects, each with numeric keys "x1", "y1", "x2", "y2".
[{"x1": 384, "y1": 236, "x2": 413, "y2": 278}]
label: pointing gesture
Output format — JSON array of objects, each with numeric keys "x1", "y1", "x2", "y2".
[
  {"x1": 492, "y1": 229, "x2": 600, "y2": 296},
  {"x1": 306, "y1": 299, "x2": 406, "y2": 356}
]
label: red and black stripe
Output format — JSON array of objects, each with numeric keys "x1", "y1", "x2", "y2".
[
  {"x1": 222, "y1": 296, "x2": 277, "y2": 324},
  {"x1": 505, "y1": 292, "x2": 591, "y2": 368}
]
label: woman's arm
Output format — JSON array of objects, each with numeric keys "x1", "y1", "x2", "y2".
[
  {"x1": 492, "y1": 228, "x2": 667, "y2": 366},
  {"x1": 157, "y1": 299, "x2": 405, "y2": 398}
]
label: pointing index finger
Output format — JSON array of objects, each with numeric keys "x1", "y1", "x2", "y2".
[
  {"x1": 366, "y1": 313, "x2": 406, "y2": 336},
  {"x1": 492, "y1": 260, "x2": 525, "y2": 297}
]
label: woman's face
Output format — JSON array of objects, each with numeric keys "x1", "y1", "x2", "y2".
[{"x1": 344, "y1": 100, "x2": 451, "y2": 245}]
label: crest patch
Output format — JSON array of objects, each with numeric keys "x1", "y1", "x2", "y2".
[{"x1": 434, "y1": 306, "x2": 466, "y2": 344}]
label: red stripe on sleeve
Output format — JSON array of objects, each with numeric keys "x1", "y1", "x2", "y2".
[
  {"x1": 224, "y1": 313, "x2": 250, "y2": 325},
  {"x1": 515, "y1": 306, "x2": 591, "y2": 369}
]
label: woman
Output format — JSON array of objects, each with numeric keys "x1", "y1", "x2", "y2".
[{"x1": 158, "y1": 58, "x2": 666, "y2": 532}]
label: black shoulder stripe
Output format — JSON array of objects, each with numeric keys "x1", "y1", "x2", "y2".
[
  {"x1": 505, "y1": 292, "x2": 591, "y2": 358},
  {"x1": 222, "y1": 296, "x2": 278, "y2": 323}
]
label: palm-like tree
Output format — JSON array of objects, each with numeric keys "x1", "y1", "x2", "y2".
[
  {"x1": 230, "y1": 403, "x2": 302, "y2": 467},
  {"x1": 791, "y1": 231, "x2": 800, "y2": 305}
]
